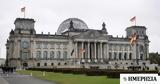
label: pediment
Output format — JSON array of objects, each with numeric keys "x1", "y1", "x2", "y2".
[{"x1": 73, "y1": 30, "x2": 107, "y2": 40}]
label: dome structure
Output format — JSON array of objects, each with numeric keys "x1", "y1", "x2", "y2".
[{"x1": 57, "y1": 18, "x2": 88, "y2": 34}]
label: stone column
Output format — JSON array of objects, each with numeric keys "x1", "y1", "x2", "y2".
[
  {"x1": 88, "y1": 42, "x2": 91, "y2": 62},
  {"x1": 94, "y1": 42, "x2": 97, "y2": 62},
  {"x1": 100, "y1": 42, "x2": 103, "y2": 62},
  {"x1": 116, "y1": 45, "x2": 119, "y2": 60},
  {"x1": 81, "y1": 42, "x2": 85, "y2": 62},
  {"x1": 146, "y1": 44, "x2": 149, "y2": 60},
  {"x1": 122, "y1": 46, "x2": 124, "y2": 60},
  {"x1": 127, "y1": 45, "x2": 130, "y2": 60},
  {"x1": 132, "y1": 44, "x2": 136, "y2": 60},
  {"x1": 106, "y1": 43, "x2": 109, "y2": 60},
  {"x1": 61, "y1": 44, "x2": 63, "y2": 59},
  {"x1": 55, "y1": 44, "x2": 57, "y2": 58},
  {"x1": 17, "y1": 40, "x2": 20, "y2": 58},
  {"x1": 75, "y1": 42, "x2": 78, "y2": 59},
  {"x1": 111, "y1": 45, "x2": 114, "y2": 59}
]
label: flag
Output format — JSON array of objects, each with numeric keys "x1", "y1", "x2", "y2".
[
  {"x1": 129, "y1": 33, "x2": 137, "y2": 46},
  {"x1": 130, "y1": 16, "x2": 136, "y2": 22},
  {"x1": 80, "y1": 48, "x2": 85, "y2": 53},
  {"x1": 21, "y1": 7, "x2": 25, "y2": 12},
  {"x1": 71, "y1": 49, "x2": 74, "y2": 56}
]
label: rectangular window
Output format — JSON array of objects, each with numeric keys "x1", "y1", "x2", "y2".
[
  {"x1": 22, "y1": 52, "x2": 28, "y2": 60},
  {"x1": 63, "y1": 44, "x2": 67, "y2": 49},
  {"x1": 43, "y1": 43, "x2": 48, "y2": 49},
  {"x1": 36, "y1": 43, "x2": 41, "y2": 49},
  {"x1": 63, "y1": 51, "x2": 67, "y2": 59},
  {"x1": 50, "y1": 44, "x2": 55, "y2": 49},
  {"x1": 109, "y1": 52, "x2": 112, "y2": 60},
  {"x1": 57, "y1": 44, "x2": 61, "y2": 49},
  {"x1": 109, "y1": 45, "x2": 112, "y2": 50},
  {"x1": 114, "y1": 52, "x2": 117, "y2": 60}
]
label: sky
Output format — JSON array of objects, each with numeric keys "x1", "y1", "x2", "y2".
[{"x1": 0, "y1": 0, "x2": 160, "y2": 58}]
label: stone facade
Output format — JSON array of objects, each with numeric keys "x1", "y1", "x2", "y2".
[{"x1": 6, "y1": 18, "x2": 152, "y2": 70}]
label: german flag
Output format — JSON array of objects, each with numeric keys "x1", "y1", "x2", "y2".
[{"x1": 129, "y1": 33, "x2": 137, "y2": 46}]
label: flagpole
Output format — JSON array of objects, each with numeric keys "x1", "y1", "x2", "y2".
[
  {"x1": 135, "y1": 16, "x2": 136, "y2": 26},
  {"x1": 24, "y1": 10, "x2": 25, "y2": 18},
  {"x1": 21, "y1": 6, "x2": 26, "y2": 18}
]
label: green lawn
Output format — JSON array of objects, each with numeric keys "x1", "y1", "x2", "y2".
[{"x1": 17, "y1": 70, "x2": 120, "y2": 84}]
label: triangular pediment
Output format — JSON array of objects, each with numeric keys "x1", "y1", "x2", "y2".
[{"x1": 73, "y1": 30, "x2": 107, "y2": 40}]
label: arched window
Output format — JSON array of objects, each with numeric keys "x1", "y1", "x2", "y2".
[
  {"x1": 36, "y1": 51, "x2": 41, "y2": 60},
  {"x1": 63, "y1": 51, "x2": 67, "y2": 59},
  {"x1": 44, "y1": 63, "x2": 47, "y2": 66},
  {"x1": 51, "y1": 63, "x2": 54, "y2": 66},
  {"x1": 119, "y1": 53, "x2": 122, "y2": 60},
  {"x1": 129, "y1": 53, "x2": 132, "y2": 60},
  {"x1": 124, "y1": 53, "x2": 127, "y2": 60},
  {"x1": 43, "y1": 51, "x2": 48, "y2": 60},
  {"x1": 50, "y1": 51, "x2": 55, "y2": 59},
  {"x1": 58, "y1": 62, "x2": 60, "y2": 66},
  {"x1": 109, "y1": 52, "x2": 112, "y2": 60},
  {"x1": 140, "y1": 45, "x2": 144, "y2": 52},
  {"x1": 37, "y1": 63, "x2": 40, "y2": 66},
  {"x1": 140, "y1": 54, "x2": 143, "y2": 60},
  {"x1": 64, "y1": 63, "x2": 67, "y2": 65},
  {"x1": 57, "y1": 51, "x2": 61, "y2": 59},
  {"x1": 114, "y1": 52, "x2": 117, "y2": 60}
]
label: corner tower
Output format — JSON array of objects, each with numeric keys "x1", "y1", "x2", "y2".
[
  {"x1": 14, "y1": 18, "x2": 36, "y2": 35},
  {"x1": 125, "y1": 26, "x2": 147, "y2": 39}
]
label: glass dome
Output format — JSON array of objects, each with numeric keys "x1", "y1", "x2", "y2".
[{"x1": 57, "y1": 18, "x2": 88, "y2": 34}]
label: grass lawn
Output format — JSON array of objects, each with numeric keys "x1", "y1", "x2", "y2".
[{"x1": 17, "y1": 70, "x2": 120, "y2": 84}]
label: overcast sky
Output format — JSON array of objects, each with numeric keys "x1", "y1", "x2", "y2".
[{"x1": 0, "y1": 0, "x2": 160, "y2": 58}]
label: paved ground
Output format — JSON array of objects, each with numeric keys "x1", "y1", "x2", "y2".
[{"x1": 0, "y1": 69, "x2": 56, "y2": 84}]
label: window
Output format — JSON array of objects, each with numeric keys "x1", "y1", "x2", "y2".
[
  {"x1": 43, "y1": 43, "x2": 48, "y2": 49},
  {"x1": 109, "y1": 45, "x2": 112, "y2": 50},
  {"x1": 119, "y1": 53, "x2": 122, "y2": 60},
  {"x1": 140, "y1": 54, "x2": 143, "y2": 60},
  {"x1": 63, "y1": 51, "x2": 67, "y2": 59},
  {"x1": 22, "y1": 52, "x2": 28, "y2": 60},
  {"x1": 37, "y1": 63, "x2": 40, "y2": 66},
  {"x1": 124, "y1": 46, "x2": 127, "y2": 51},
  {"x1": 129, "y1": 53, "x2": 132, "y2": 60},
  {"x1": 50, "y1": 51, "x2": 55, "y2": 59},
  {"x1": 124, "y1": 53, "x2": 127, "y2": 60},
  {"x1": 114, "y1": 52, "x2": 117, "y2": 60},
  {"x1": 109, "y1": 52, "x2": 112, "y2": 60},
  {"x1": 43, "y1": 51, "x2": 48, "y2": 60},
  {"x1": 114, "y1": 46, "x2": 117, "y2": 51},
  {"x1": 57, "y1": 51, "x2": 61, "y2": 59},
  {"x1": 58, "y1": 63, "x2": 60, "y2": 66},
  {"x1": 129, "y1": 46, "x2": 132, "y2": 51},
  {"x1": 57, "y1": 44, "x2": 61, "y2": 49},
  {"x1": 140, "y1": 45, "x2": 143, "y2": 52},
  {"x1": 64, "y1": 63, "x2": 67, "y2": 65},
  {"x1": 36, "y1": 43, "x2": 41, "y2": 49},
  {"x1": 44, "y1": 63, "x2": 47, "y2": 66},
  {"x1": 21, "y1": 41, "x2": 29, "y2": 48},
  {"x1": 51, "y1": 63, "x2": 54, "y2": 66},
  {"x1": 63, "y1": 44, "x2": 67, "y2": 49},
  {"x1": 50, "y1": 44, "x2": 55, "y2": 49},
  {"x1": 119, "y1": 45, "x2": 122, "y2": 51},
  {"x1": 36, "y1": 51, "x2": 41, "y2": 60}
]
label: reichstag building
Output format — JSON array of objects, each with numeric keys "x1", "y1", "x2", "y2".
[{"x1": 6, "y1": 18, "x2": 151, "y2": 69}]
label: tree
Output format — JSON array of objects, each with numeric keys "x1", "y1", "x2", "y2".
[{"x1": 149, "y1": 52, "x2": 160, "y2": 65}]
